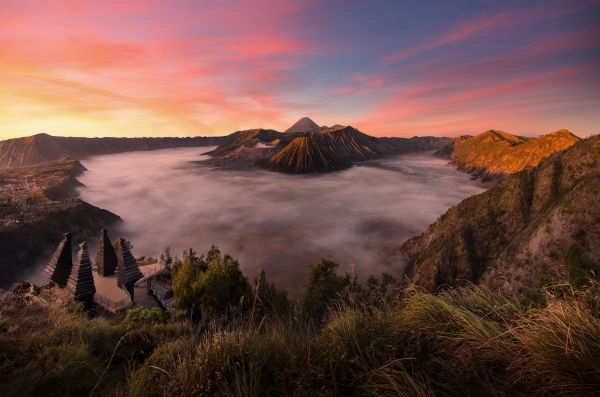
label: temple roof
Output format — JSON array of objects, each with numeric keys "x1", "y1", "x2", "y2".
[
  {"x1": 45, "y1": 232, "x2": 73, "y2": 287},
  {"x1": 96, "y1": 229, "x2": 118, "y2": 276},
  {"x1": 66, "y1": 242, "x2": 96, "y2": 300},
  {"x1": 115, "y1": 238, "x2": 143, "y2": 286}
]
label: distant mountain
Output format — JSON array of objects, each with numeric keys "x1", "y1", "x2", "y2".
[
  {"x1": 0, "y1": 133, "x2": 227, "y2": 169},
  {"x1": 205, "y1": 129, "x2": 287, "y2": 157},
  {"x1": 285, "y1": 117, "x2": 321, "y2": 133},
  {"x1": 206, "y1": 124, "x2": 452, "y2": 173},
  {"x1": 437, "y1": 129, "x2": 580, "y2": 179},
  {"x1": 260, "y1": 127, "x2": 452, "y2": 174},
  {"x1": 260, "y1": 136, "x2": 352, "y2": 173},
  {"x1": 402, "y1": 134, "x2": 600, "y2": 296}
]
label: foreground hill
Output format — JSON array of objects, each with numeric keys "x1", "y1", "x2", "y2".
[
  {"x1": 0, "y1": 133, "x2": 227, "y2": 169},
  {"x1": 0, "y1": 160, "x2": 119, "y2": 286},
  {"x1": 402, "y1": 134, "x2": 600, "y2": 296},
  {"x1": 437, "y1": 129, "x2": 580, "y2": 179},
  {"x1": 3, "y1": 250, "x2": 599, "y2": 396},
  {"x1": 207, "y1": 119, "x2": 451, "y2": 173}
]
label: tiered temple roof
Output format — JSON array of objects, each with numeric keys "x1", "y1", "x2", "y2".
[
  {"x1": 45, "y1": 232, "x2": 73, "y2": 287},
  {"x1": 66, "y1": 242, "x2": 96, "y2": 301},
  {"x1": 96, "y1": 229, "x2": 118, "y2": 276},
  {"x1": 115, "y1": 238, "x2": 143, "y2": 287}
]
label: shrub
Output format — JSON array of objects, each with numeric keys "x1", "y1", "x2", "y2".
[{"x1": 124, "y1": 307, "x2": 167, "y2": 330}]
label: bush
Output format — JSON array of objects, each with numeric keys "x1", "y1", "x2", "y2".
[{"x1": 124, "y1": 307, "x2": 167, "y2": 330}]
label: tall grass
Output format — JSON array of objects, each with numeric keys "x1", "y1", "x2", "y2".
[{"x1": 2, "y1": 282, "x2": 600, "y2": 396}]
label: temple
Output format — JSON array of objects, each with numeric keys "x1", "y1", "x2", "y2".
[
  {"x1": 45, "y1": 232, "x2": 73, "y2": 287},
  {"x1": 45, "y1": 231, "x2": 150, "y2": 311},
  {"x1": 115, "y1": 238, "x2": 144, "y2": 299},
  {"x1": 96, "y1": 228, "x2": 118, "y2": 276},
  {"x1": 66, "y1": 242, "x2": 96, "y2": 303}
]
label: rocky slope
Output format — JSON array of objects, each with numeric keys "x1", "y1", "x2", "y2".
[
  {"x1": 437, "y1": 129, "x2": 580, "y2": 179},
  {"x1": 205, "y1": 129, "x2": 288, "y2": 157},
  {"x1": 284, "y1": 117, "x2": 321, "y2": 133},
  {"x1": 402, "y1": 134, "x2": 600, "y2": 296},
  {"x1": 260, "y1": 136, "x2": 353, "y2": 173},
  {"x1": 0, "y1": 133, "x2": 227, "y2": 169}
]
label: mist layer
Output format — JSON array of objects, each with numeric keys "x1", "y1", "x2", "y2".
[{"x1": 77, "y1": 148, "x2": 485, "y2": 294}]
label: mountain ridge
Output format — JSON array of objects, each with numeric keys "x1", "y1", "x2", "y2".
[
  {"x1": 206, "y1": 123, "x2": 452, "y2": 173},
  {"x1": 0, "y1": 133, "x2": 228, "y2": 169},
  {"x1": 436, "y1": 128, "x2": 580, "y2": 179},
  {"x1": 402, "y1": 134, "x2": 600, "y2": 296}
]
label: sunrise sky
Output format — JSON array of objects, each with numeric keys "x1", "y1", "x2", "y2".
[{"x1": 1, "y1": 0, "x2": 599, "y2": 139}]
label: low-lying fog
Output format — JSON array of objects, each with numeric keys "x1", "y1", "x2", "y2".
[{"x1": 77, "y1": 147, "x2": 485, "y2": 294}]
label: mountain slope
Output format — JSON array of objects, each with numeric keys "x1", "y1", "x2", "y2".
[
  {"x1": 285, "y1": 117, "x2": 321, "y2": 133},
  {"x1": 438, "y1": 129, "x2": 580, "y2": 179},
  {"x1": 401, "y1": 134, "x2": 600, "y2": 296},
  {"x1": 0, "y1": 133, "x2": 227, "y2": 169},
  {"x1": 0, "y1": 160, "x2": 120, "y2": 287},
  {"x1": 260, "y1": 136, "x2": 352, "y2": 173},
  {"x1": 205, "y1": 129, "x2": 285, "y2": 157}
]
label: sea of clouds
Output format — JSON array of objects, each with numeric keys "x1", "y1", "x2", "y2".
[{"x1": 73, "y1": 147, "x2": 484, "y2": 294}]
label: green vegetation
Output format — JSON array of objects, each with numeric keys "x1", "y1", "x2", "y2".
[
  {"x1": 2, "y1": 246, "x2": 600, "y2": 396},
  {"x1": 172, "y1": 246, "x2": 251, "y2": 318},
  {"x1": 124, "y1": 307, "x2": 167, "y2": 330}
]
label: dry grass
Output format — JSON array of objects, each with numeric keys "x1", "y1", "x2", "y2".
[{"x1": 2, "y1": 282, "x2": 600, "y2": 396}]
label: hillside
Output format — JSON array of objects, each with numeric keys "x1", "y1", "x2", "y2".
[
  {"x1": 402, "y1": 134, "x2": 600, "y2": 296},
  {"x1": 0, "y1": 160, "x2": 120, "y2": 287},
  {"x1": 437, "y1": 129, "x2": 580, "y2": 179},
  {"x1": 260, "y1": 136, "x2": 353, "y2": 173},
  {"x1": 3, "y1": 249, "x2": 599, "y2": 396},
  {"x1": 0, "y1": 133, "x2": 227, "y2": 169},
  {"x1": 285, "y1": 117, "x2": 321, "y2": 133}
]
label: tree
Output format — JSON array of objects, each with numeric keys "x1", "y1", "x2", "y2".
[
  {"x1": 159, "y1": 246, "x2": 173, "y2": 270},
  {"x1": 303, "y1": 259, "x2": 352, "y2": 319},
  {"x1": 171, "y1": 248, "x2": 205, "y2": 313},
  {"x1": 195, "y1": 247, "x2": 251, "y2": 317},
  {"x1": 172, "y1": 246, "x2": 250, "y2": 318},
  {"x1": 252, "y1": 269, "x2": 290, "y2": 317}
]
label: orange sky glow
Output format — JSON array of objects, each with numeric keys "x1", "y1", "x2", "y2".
[{"x1": 0, "y1": 0, "x2": 599, "y2": 139}]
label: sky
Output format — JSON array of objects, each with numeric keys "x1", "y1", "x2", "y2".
[{"x1": 0, "y1": 0, "x2": 599, "y2": 139}]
